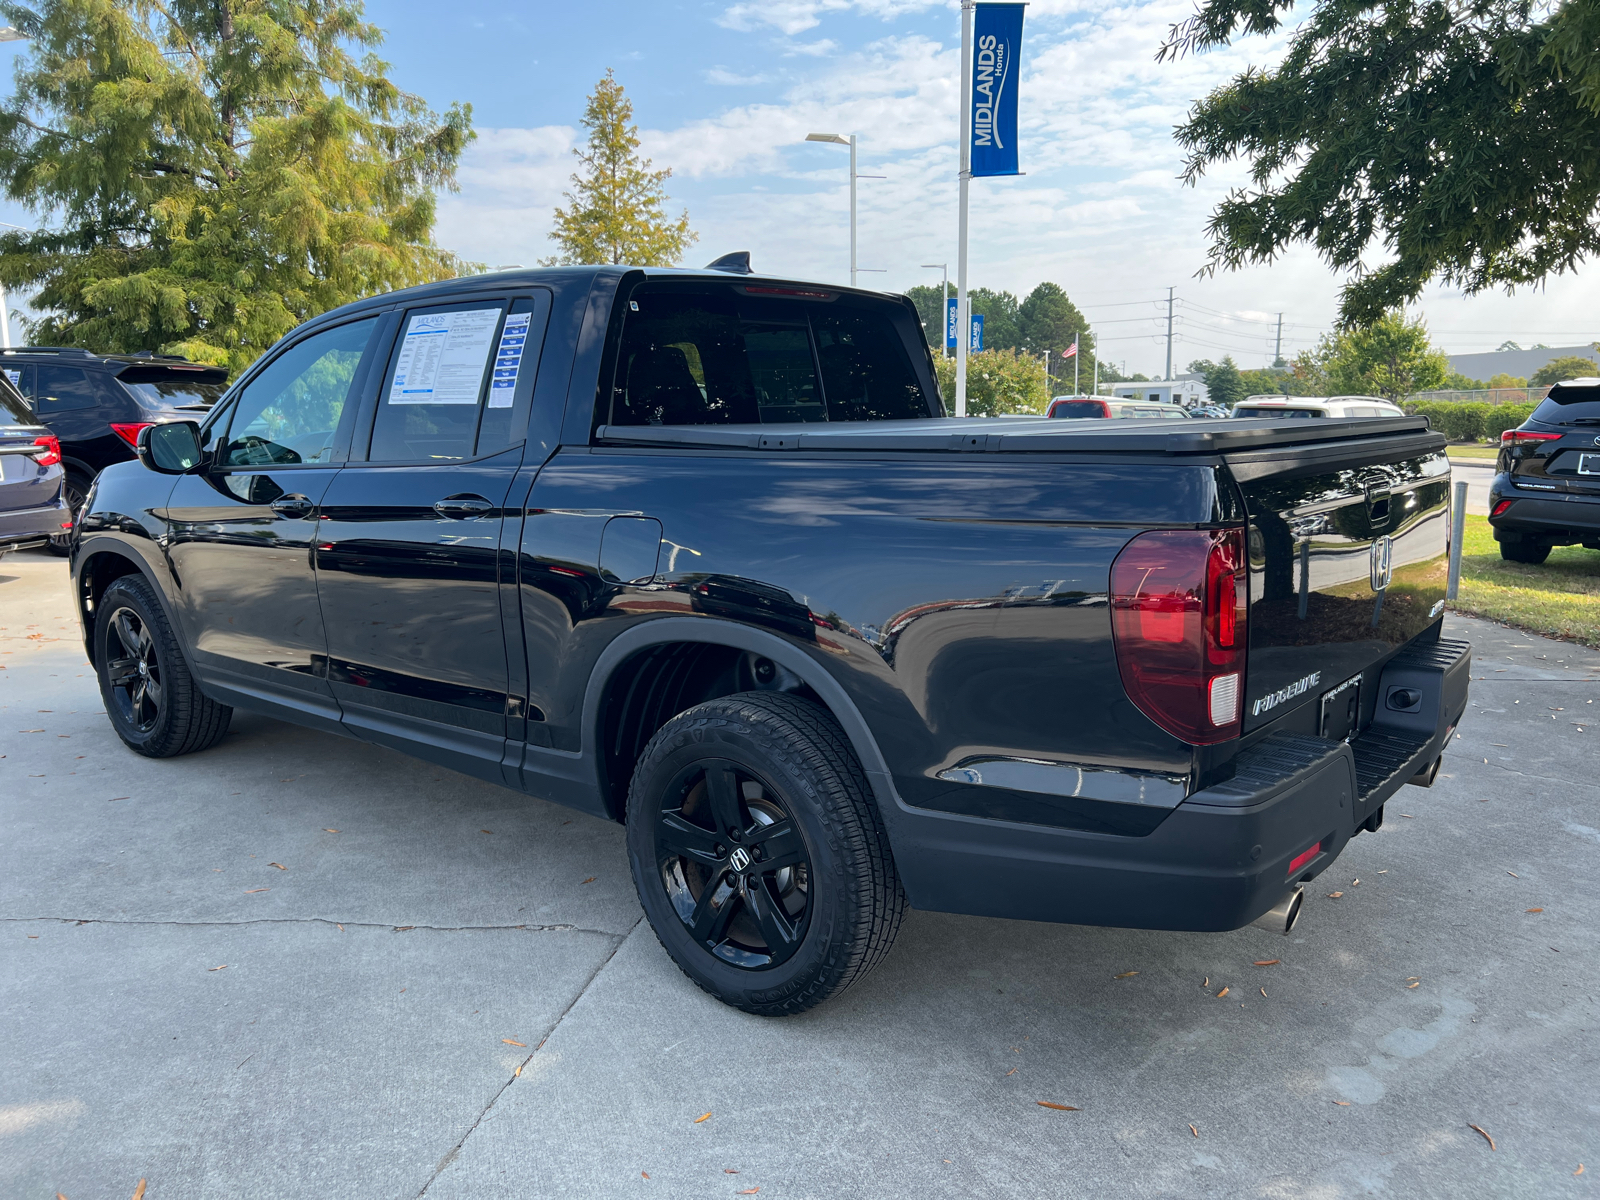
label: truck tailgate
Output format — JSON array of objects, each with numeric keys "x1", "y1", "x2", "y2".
[{"x1": 1223, "y1": 430, "x2": 1452, "y2": 733}]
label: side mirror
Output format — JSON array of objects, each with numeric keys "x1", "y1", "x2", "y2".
[{"x1": 136, "y1": 420, "x2": 204, "y2": 474}]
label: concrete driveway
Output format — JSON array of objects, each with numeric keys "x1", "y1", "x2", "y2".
[
  {"x1": 3, "y1": 548, "x2": 1596, "y2": 1199},
  {"x1": 1450, "y1": 458, "x2": 1495, "y2": 516}
]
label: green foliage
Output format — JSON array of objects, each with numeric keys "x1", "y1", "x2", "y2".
[
  {"x1": 1310, "y1": 311, "x2": 1451, "y2": 400},
  {"x1": 1403, "y1": 400, "x2": 1537, "y2": 441},
  {"x1": 1487, "y1": 372, "x2": 1529, "y2": 388},
  {"x1": 0, "y1": 0, "x2": 473, "y2": 373},
  {"x1": 904, "y1": 284, "x2": 948, "y2": 349},
  {"x1": 1188, "y1": 355, "x2": 1247, "y2": 408},
  {"x1": 545, "y1": 69, "x2": 695, "y2": 267},
  {"x1": 1528, "y1": 353, "x2": 1600, "y2": 385},
  {"x1": 966, "y1": 288, "x2": 1021, "y2": 351},
  {"x1": 1442, "y1": 372, "x2": 1487, "y2": 390},
  {"x1": 905, "y1": 279, "x2": 1105, "y2": 389},
  {"x1": 1165, "y1": 0, "x2": 1600, "y2": 327},
  {"x1": 933, "y1": 348, "x2": 1049, "y2": 416}
]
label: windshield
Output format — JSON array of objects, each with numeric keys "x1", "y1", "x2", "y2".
[
  {"x1": 120, "y1": 378, "x2": 228, "y2": 411},
  {"x1": 1531, "y1": 384, "x2": 1600, "y2": 425}
]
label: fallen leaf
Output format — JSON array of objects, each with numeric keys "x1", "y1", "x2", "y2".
[
  {"x1": 1576, "y1": 1164, "x2": 1584, "y2": 1176},
  {"x1": 1527, "y1": 908, "x2": 1544, "y2": 913},
  {"x1": 269, "y1": 862, "x2": 286, "y2": 870},
  {"x1": 738, "y1": 1190, "x2": 760, "y2": 1195},
  {"x1": 1401, "y1": 814, "x2": 1414, "y2": 818},
  {"x1": 1406, "y1": 976, "x2": 1420, "y2": 981},
  {"x1": 323, "y1": 828, "x2": 339, "y2": 833},
  {"x1": 503, "y1": 1038, "x2": 526, "y2": 1047},
  {"x1": 480, "y1": 829, "x2": 493, "y2": 834},
  {"x1": 1468, "y1": 1123, "x2": 1496, "y2": 1151},
  {"x1": 1334, "y1": 1100, "x2": 1351, "y2": 1106},
  {"x1": 19, "y1": 729, "x2": 43, "y2": 733},
  {"x1": 1203, "y1": 976, "x2": 1209, "y2": 988},
  {"x1": 244, "y1": 888, "x2": 269, "y2": 894},
  {"x1": 1217, "y1": 987, "x2": 1230, "y2": 998},
  {"x1": 208, "y1": 965, "x2": 228, "y2": 972},
  {"x1": 694, "y1": 1112, "x2": 712, "y2": 1124},
  {"x1": 581, "y1": 876, "x2": 596, "y2": 884},
  {"x1": 1377, "y1": 869, "x2": 1388, "y2": 874},
  {"x1": 1253, "y1": 959, "x2": 1280, "y2": 967},
  {"x1": 1189, "y1": 1124, "x2": 1199, "y2": 1138},
  {"x1": 132, "y1": 1180, "x2": 146, "y2": 1200},
  {"x1": 1036, "y1": 1101, "x2": 1080, "y2": 1111},
  {"x1": 1260, "y1": 987, "x2": 1267, "y2": 997},
  {"x1": 1507, "y1": 870, "x2": 1519, "y2": 878},
  {"x1": 514, "y1": 1064, "x2": 523, "y2": 1077},
  {"x1": 1327, "y1": 891, "x2": 1344, "y2": 898},
  {"x1": 725, "y1": 1169, "x2": 739, "y2": 1174},
  {"x1": 394, "y1": 926, "x2": 414, "y2": 932},
  {"x1": 1005, "y1": 1067, "x2": 1017, "y2": 1076},
  {"x1": 336, "y1": 924, "x2": 344, "y2": 932},
  {"x1": 1113, "y1": 970, "x2": 1139, "y2": 979},
  {"x1": 108, "y1": 796, "x2": 128, "y2": 802},
  {"x1": 1407, "y1": 981, "x2": 1421, "y2": 989},
  {"x1": 640, "y1": 1171, "x2": 648, "y2": 1179}
]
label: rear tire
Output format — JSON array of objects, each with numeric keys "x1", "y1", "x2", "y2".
[
  {"x1": 1499, "y1": 539, "x2": 1550, "y2": 564},
  {"x1": 47, "y1": 470, "x2": 90, "y2": 556},
  {"x1": 95, "y1": 575, "x2": 232, "y2": 757},
  {"x1": 626, "y1": 691, "x2": 905, "y2": 1016}
]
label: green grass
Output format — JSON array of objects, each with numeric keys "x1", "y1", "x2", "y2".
[
  {"x1": 1452, "y1": 515, "x2": 1600, "y2": 647},
  {"x1": 1445, "y1": 443, "x2": 1499, "y2": 461}
]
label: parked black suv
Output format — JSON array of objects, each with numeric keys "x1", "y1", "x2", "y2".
[
  {"x1": 2, "y1": 347, "x2": 227, "y2": 549},
  {"x1": 1488, "y1": 378, "x2": 1600, "y2": 562}
]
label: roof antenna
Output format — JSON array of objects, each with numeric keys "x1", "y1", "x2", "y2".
[{"x1": 704, "y1": 251, "x2": 753, "y2": 275}]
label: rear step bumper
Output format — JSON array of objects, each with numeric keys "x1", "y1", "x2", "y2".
[{"x1": 887, "y1": 638, "x2": 1470, "y2": 933}]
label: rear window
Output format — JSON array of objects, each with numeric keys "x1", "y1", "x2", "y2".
[
  {"x1": 607, "y1": 287, "x2": 932, "y2": 426},
  {"x1": 1531, "y1": 384, "x2": 1600, "y2": 425},
  {"x1": 119, "y1": 377, "x2": 227, "y2": 411},
  {"x1": 1049, "y1": 400, "x2": 1107, "y2": 418},
  {"x1": 1236, "y1": 406, "x2": 1321, "y2": 419}
]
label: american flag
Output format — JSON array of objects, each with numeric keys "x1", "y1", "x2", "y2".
[{"x1": 1062, "y1": 343, "x2": 1077, "y2": 358}]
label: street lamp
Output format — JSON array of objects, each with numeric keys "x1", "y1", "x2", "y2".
[
  {"x1": 806, "y1": 132, "x2": 884, "y2": 287},
  {"x1": 921, "y1": 263, "x2": 949, "y2": 357}
]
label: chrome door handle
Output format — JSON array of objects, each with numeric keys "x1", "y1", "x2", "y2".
[
  {"x1": 433, "y1": 496, "x2": 494, "y2": 519},
  {"x1": 269, "y1": 494, "x2": 314, "y2": 518}
]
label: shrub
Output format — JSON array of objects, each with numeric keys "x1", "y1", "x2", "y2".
[{"x1": 933, "y1": 349, "x2": 1051, "y2": 416}]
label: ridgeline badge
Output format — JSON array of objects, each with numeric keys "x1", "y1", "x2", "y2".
[{"x1": 1251, "y1": 672, "x2": 1322, "y2": 718}]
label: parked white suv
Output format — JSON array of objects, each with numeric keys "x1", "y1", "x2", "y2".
[{"x1": 1232, "y1": 395, "x2": 1405, "y2": 419}]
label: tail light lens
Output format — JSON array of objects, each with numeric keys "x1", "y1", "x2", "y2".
[
  {"x1": 1500, "y1": 429, "x2": 1562, "y2": 447},
  {"x1": 32, "y1": 434, "x2": 61, "y2": 467},
  {"x1": 111, "y1": 422, "x2": 153, "y2": 448},
  {"x1": 1110, "y1": 528, "x2": 1247, "y2": 744},
  {"x1": 1490, "y1": 499, "x2": 1513, "y2": 518}
]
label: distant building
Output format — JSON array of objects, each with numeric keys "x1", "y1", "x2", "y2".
[
  {"x1": 1107, "y1": 373, "x2": 1209, "y2": 407},
  {"x1": 1447, "y1": 343, "x2": 1598, "y2": 382}
]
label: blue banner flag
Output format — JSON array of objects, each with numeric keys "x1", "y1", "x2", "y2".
[
  {"x1": 970, "y1": 4, "x2": 1024, "y2": 177},
  {"x1": 970, "y1": 313, "x2": 985, "y2": 352},
  {"x1": 946, "y1": 297, "x2": 959, "y2": 350}
]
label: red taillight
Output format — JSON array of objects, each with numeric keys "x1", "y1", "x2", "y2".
[
  {"x1": 1109, "y1": 528, "x2": 1248, "y2": 744},
  {"x1": 110, "y1": 422, "x2": 153, "y2": 448},
  {"x1": 32, "y1": 434, "x2": 61, "y2": 468},
  {"x1": 1500, "y1": 428, "x2": 1562, "y2": 447},
  {"x1": 1490, "y1": 499, "x2": 1513, "y2": 518},
  {"x1": 1288, "y1": 841, "x2": 1321, "y2": 875}
]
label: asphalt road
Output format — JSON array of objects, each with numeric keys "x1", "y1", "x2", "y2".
[{"x1": 3, "y1": 547, "x2": 1596, "y2": 1199}]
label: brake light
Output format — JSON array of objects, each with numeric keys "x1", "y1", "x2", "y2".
[
  {"x1": 1109, "y1": 528, "x2": 1247, "y2": 744},
  {"x1": 111, "y1": 422, "x2": 153, "y2": 448},
  {"x1": 31, "y1": 434, "x2": 61, "y2": 467},
  {"x1": 1491, "y1": 499, "x2": 1513, "y2": 518},
  {"x1": 1288, "y1": 841, "x2": 1321, "y2": 875},
  {"x1": 1500, "y1": 429, "x2": 1562, "y2": 447}
]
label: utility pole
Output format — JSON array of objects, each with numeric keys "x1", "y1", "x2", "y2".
[
  {"x1": 955, "y1": 0, "x2": 974, "y2": 417},
  {"x1": 1164, "y1": 286, "x2": 1174, "y2": 381},
  {"x1": 1274, "y1": 312, "x2": 1284, "y2": 367}
]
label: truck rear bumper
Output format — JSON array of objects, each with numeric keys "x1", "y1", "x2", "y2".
[{"x1": 885, "y1": 638, "x2": 1470, "y2": 932}]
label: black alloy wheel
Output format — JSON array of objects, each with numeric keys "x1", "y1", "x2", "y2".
[
  {"x1": 654, "y1": 758, "x2": 813, "y2": 969},
  {"x1": 95, "y1": 574, "x2": 232, "y2": 757},
  {"x1": 626, "y1": 691, "x2": 905, "y2": 1016},
  {"x1": 104, "y1": 604, "x2": 163, "y2": 734}
]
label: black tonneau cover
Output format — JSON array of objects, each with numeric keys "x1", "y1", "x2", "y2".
[{"x1": 594, "y1": 415, "x2": 1444, "y2": 458}]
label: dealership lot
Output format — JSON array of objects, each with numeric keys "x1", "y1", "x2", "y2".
[{"x1": 2, "y1": 548, "x2": 1596, "y2": 1200}]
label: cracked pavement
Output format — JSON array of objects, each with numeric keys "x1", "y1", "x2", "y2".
[{"x1": 2, "y1": 548, "x2": 1597, "y2": 1199}]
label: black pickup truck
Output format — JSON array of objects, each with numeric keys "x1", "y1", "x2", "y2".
[{"x1": 71, "y1": 265, "x2": 1469, "y2": 1014}]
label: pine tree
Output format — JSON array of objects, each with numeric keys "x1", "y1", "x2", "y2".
[
  {"x1": 545, "y1": 70, "x2": 696, "y2": 267},
  {"x1": 0, "y1": 0, "x2": 474, "y2": 373}
]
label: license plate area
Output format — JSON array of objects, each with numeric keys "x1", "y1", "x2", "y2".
[
  {"x1": 1578, "y1": 453, "x2": 1600, "y2": 476},
  {"x1": 1319, "y1": 675, "x2": 1362, "y2": 742}
]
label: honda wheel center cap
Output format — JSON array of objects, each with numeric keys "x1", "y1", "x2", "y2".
[{"x1": 728, "y1": 846, "x2": 752, "y2": 873}]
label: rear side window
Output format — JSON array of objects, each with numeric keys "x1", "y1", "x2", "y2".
[
  {"x1": 608, "y1": 288, "x2": 930, "y2": 426},
  {"x1": 34, "y1": 365, "x2": 101, "y2": 413},
  {"x1": 1532, "y1": 384, "x2": 1600, "y2": 425}
]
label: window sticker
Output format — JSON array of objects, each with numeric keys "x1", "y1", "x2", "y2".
[
  {"x1": 388, "y1": 308, "x2": 500, "y2": 405},
  {"x1": 487, "y1": 311, "x2": 532, "y2": 409},
  {"x1": 3, "y1": 369, "x2": 19, "y2": 387}
]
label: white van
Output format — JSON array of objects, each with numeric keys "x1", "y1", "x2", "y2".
[{"x1": 1232, "y1": 395, "x2": 1405, "y2": 419}]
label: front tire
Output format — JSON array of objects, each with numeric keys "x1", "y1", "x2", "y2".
[
  {"x1": 1499, "y1": 538, "x2": 1550, "y2": 564},
  {"x1": 626, "y1": 692, "x2": 905, "y2": 1016},
  {"x1": 95, "y1": 575, "x2": 232, "y2": 757}
]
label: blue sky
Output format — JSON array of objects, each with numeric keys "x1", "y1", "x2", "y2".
[{"x1": 3, "y1": 0, "x2": 1597, "y2": 374}]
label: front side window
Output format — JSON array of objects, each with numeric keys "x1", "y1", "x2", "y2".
[
  {"x1": 223, "y1": 318, "x2": 376, "y2": 466},
  {"x1": 609, "y1": 289, "x2": 930, "y2": 426}
]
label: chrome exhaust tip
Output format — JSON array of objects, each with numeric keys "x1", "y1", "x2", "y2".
[{"x1": 1251, "y1": 887, "x2": 1304, "y2": 935}]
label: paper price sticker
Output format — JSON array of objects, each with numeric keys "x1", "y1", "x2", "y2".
[
  {"x1": 388, "y1": 308, "x2": 500, "y2": 405},
  {"x1": 489, "y1": 311, "x2": 532, "y2": 409}
]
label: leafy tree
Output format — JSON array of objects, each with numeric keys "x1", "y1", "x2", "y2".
[
  {"x1": 966, "y1": 287, "x2": 1021, "y2": 351},
  {"x1": 545, "y1": 69, "x2": 695, "y2": 267},
  {"x1": 1529, "y1": 353, "x2": 1600, "y2": 386},
  {"x1": 1164, "y1": 0, "x2": 1600, "y2": 326},
  {"x1": 1312, "y1": 311, "x2": 1451, "y2": 399},
  {"x1": 1189, "y1": 355, "x2": 1247, "y2": 408},
  {"x1": 0, "y1": 0, "x2": 473, "y2": 372},
  {"x1": 1497, "y1": 341, "x2": 1523, "y2": 353},
  {"x1": 933, "y1": 347, "x2": 1049, "y2": 415},
  {"x1": 1017, "y1": 281, "x2": 1101, "y2": 392},
  {"x1": 904, "y1": 284, "x2": 949, "y2": 350},
  {"x1": 1487, "y1": 372, "x2": 1529, "y2": 388}
]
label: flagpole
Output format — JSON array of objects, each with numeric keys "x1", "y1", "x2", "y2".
[
  {"x1": 955, "y1": 0, "x2": 973, "y2": 419},
  {"x1": 1073, "y1": 332, "x2": 1080, "y2": 394}
]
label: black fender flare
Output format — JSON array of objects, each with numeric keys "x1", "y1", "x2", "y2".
[
  {"x1": 73, "y1": 537, "x2": 193, "y2": 674},
  {"x1": 579, "y1": 616, "x2": 900, "y2": 825}
]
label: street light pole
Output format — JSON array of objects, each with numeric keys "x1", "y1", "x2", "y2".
[
  {"x1": 807, "y1": 132, "x2": 884, "y2": 289},
  {"x1": 921, "y1": 263, "x2": 948, "y2": 357}
]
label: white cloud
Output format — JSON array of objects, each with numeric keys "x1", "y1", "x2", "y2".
[
  {"x1": 706, "y1": 67, "x2": 769, "y2": 85},
  {"x1": 718, "y1": 0, "x2": 942, "y2": 36}
]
